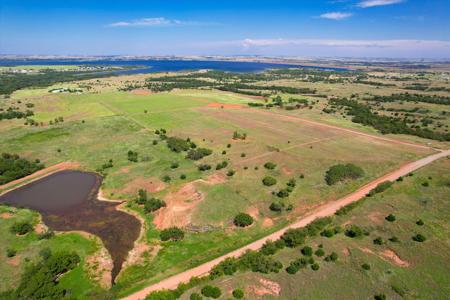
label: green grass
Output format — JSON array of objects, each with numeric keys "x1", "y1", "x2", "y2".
[{"x1": 188, "y1": 159, "x2": 450, "y2": 299}]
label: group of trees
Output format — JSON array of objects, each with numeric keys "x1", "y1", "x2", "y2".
[
  {"x1": 160, "y1": 227, "x2": 185, "y2": 241},
  {"x1": 136, "y1": 189, "x2": 166, "y2": 213},
  {"x1": 325, "y1": 163, "x2": 365, "y2": 185},
  {"x1": 0, "y1": 153, "x2": 44, "y2": 185},
  {"x1": 371, "y1": 93, "x2": 450, "y2": 105},
  {"x1": 0, "y1": 107, "x2": 34, "y2": 121},
  {"x1": 1, "y1": 250, "x2": 80, "y2": 299}
]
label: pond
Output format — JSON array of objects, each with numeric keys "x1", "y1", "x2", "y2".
[{"x1": 0, "y1": 170, "x2": 141, "y2": 283}]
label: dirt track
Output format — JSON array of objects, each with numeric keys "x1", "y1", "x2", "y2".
[{"x1": 121, "y1": 149, "x2": 449, "y2": 300}]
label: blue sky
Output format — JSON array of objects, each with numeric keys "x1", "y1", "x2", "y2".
[{"x1": 1, "y1": 0, "x2": 450, "y2": 58}]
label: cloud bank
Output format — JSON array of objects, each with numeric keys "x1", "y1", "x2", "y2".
[
  {"x1": 108, "y1": 17, "x2": 214, "y2": 27},
  {"x1": 319, "y1": 12, "x2": 353, "y2": 20},
  {"x1": 357, "y1": 0, "x2": 404, "y2": 8}
]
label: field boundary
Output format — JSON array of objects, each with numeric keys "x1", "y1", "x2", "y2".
[{"x1": 121, "y1": 149, "x2": 449, "y2": 300}]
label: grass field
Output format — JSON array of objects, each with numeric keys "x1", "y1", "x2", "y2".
[
  {"x1": 0, "y1": 73, "x2": 447, "y2": 298},
  {"x1": 180, "y1": 158, "x2": 450, "y2": 299}
]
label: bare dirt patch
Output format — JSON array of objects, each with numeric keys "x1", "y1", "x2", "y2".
[
  {"x1": 368, "y1": 212, "x2": 383, "y2": 225},
  {"x1": 153, "y1": 173, "x2": 226, "y2": 229},
  {"x1": 381, "y1": 249, "x2": 410, "y2": 267},
  {"x1": 130, "y1": 89, "x2": 153, "y2": 95},
  {"x1": 118, "y1": 177, "x2": 166, "y2": 195},
  {"x1": 205, "y1": 103, "x2": 245, "y2": 109},
  {"x1": 35, "y1": 223, "x2": 47, "y2": 234},
  {"x1": 248, "y1": 278, "x2": 281, "y2": 297},
  {"x1": 281, "y1": 166, "x2": 294, "y2": 176},
  {"x1": 342, "y1": 247, "x2": 350, "y2": 257},
  {"x1": 262, "y1": 217, "x2": 274, "y2": 228},
  {"x1": 7, "y1": 255, "x2": 21, "y2": 266},
  {"x1": 0, "y1": 212, "x2": 13, "y2": 219},
  {"x1": 86, "y1": 244, "x2": 113, "y2": 289}
]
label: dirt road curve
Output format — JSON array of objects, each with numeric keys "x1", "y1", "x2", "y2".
[{"x1": 122, "y1": 150, "x2": 449, "y2": 300}]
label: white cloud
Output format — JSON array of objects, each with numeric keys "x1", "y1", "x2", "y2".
[
  {"x1": 319, "y1": 12, "x2": 353, "y2": 20},
  {"x1": 108, "y1": 17, "x2": 214, "y2": 27},
  {"x1": 357, "y1": 0, "x2": 404, "y2": 8}
]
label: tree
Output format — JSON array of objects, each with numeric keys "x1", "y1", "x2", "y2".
[
  {"x1": 345, "y1": 225, "x2": 364, "y2": 238},
  {"x1": 311, "y1": 263, "x2": 320, "y2": 271},
  {"x1": 385, "y1": 214, "x2": 396, "y2": 222},
  {"x1": 373, "y1": 237, "x2": 384, "y2": 245},
  {"x1": 269, "y1": 202, "x2": 283, "y2": 212},
  {"x1": 144, "y1": 198, "x2": 166, "y2": 213},
  {"x1": 315, "y1": 248, "x2": 325, "y2": 257},
  {"x1": 264, "y1": 162, "x2": 277, "y2": 170},
  {"x1": 201, "y1": 285, "x2": 221, "y2": 299},
  {"x1": 10, "y1": 221, "x2": 33, "y2": 235},
  {"x1": 0, "y1": 153, "x2": 44, "y2": 184},
  {"x1": 186, "y1": 148, "x2": 212, "y2": 160},
  {"x1": 361, "y1": 263, "x2": 371, "y2": 270},
  {"x1": 190, "y1": 293, "x2": 203, "y2": 300},
  {"x1": 262, "y1": 176, "x2": 277, "y2": 186},
  {"x1": 232, "y1": 289, "x2": 244, "y2": 299},
  {"x1": 412, "y1": 233, "x2": 426, "y2": 242},
  {"x1": 325, "y1": 163, "x2": 364, "y2": 185},
  {"x1": 234, "y1": 213, "x2": 254, "y2": 227},
  {"x1": 301, "y1": 246, "x2": 313, "y2": 256},
  {"x1": 160, "y1": 227, "x2": 185, "y2": 241},
  {"x1": 325, "y1": 252, "x2": 338, "y2": 262},
  {"x1": 281, "y1": 228, "x2": 306, "y2": 247}
]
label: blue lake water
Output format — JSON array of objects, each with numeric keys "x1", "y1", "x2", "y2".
[{"x1": 0, "y1": 59, "x2": 350, "y2": 74}]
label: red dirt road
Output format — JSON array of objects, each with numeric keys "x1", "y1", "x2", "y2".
[{"x1": 121, "y1": 150, "x2": 449, "y2": 300}]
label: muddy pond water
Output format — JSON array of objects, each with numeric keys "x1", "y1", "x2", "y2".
[{"x1": 0, "y1": 170, "x2": 141, "y2": 283}]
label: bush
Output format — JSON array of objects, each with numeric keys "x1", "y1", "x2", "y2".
[
  {"x1": 416, "y1": 219, "x2": 424, "y2": 226},
  {"x1": 311, "y1": 263, "x2": 320, "y2": 271},
  {"x1": 276, "y1": 189, "x2": 290, "y2": 198},
  {"x1": 325, "y1": 163, "x2": 364, "y2": 185},
  {"x1": 345, "y1": 225, "x2": 364, "y2": 238},
  {"x1": 160, "y1": 227, "x2": 185, "y2": 241},
  {"x1": 264, "y1": 162, "x2": 277, "y2": 170},
  {"x1": 162, "y1": 175, "x2": 171, "y2": 182},
  {"x1": 412, "y1": 233, "x2": 426, "y2": 242},
  {"x1": 210, "y1": 257, "x2": 238, "y2": 279},
  {"x1": 198, "y1": 164, "x2": 212, "y2": 171},
  {"x1": 6, "y1": 248, "x2": 16, "y2": 258},
  {"x1": 127, "y1": 150, "x2": 138, "y2": 162},
  {"x1": 186, "y1": 148, "x2": 213, "y2": 160},
  {"x1": 239, "y1": 250, "x2": 283, "y2": 273},
  {"x1": 233, "y1": 213, "x2": 254, "y2": 227},
  {"x1": 281, "y1": 228, "x2": 306, "y2": 247},
  {"x1": 38, "y1": 230, "x2": 55, "y2": 240},
  {"x1": 368, "y1": 181, "x2": 393, "y2": 197},
  {"x1": 362, "y1": 263, "x2": 371, "y2": 270},
  {"x1": 374, "y1": 294, "x2": 386, "y2": 300},
  {"x1": 215, "y1": 161, "x2": 228, "y2": 170},
  {"x1": 190, "y1": 293, "x2": 203, "y2": 300},
  {"x1": 180, "y1": 174, "x2": 187, "y2": 179},
  {"x1": 260, "y1": 240, "x2": 282, "y2": 256},
  {"x1": 325, "y1": 252, "x2": 338, "y2": 262},
  {"x1": 301, "y1": 246, "x2": 313, "y2": 256},
  {"x1": 262, "y1": 176, "x2": 277, "y2": 186},
  {"x1": 422, "y1": 181, "x2": 429, "y2": 187},
  {"x1": 232, "y1": 289, "x2": 244, "y2": 299},
  {"x1": 269, "y1": 202, "x2": 283, "y2": 212},
  {"x1": 166, "y1": 137, "x2": 192, "y2": 153},
  {"x1": 170, "y1": 162, "x2": 179, "y2": 169},
  {"x1": 385, "y1": 214, "x2": 396, "y2": 222},
  {"x1": 201, "y1": 285, "x2": 221, "y2": 299},
  {"x1": 315, "y1": 248, "x2": 325, "y2": 257},
  {"x1": 227, "y1": 170, "x2": 235, "y2": 177},
  {"x1": 285, "y1": 257, "x2": 308, "y2": 274},
  {"x1": 389, "y1": 236, "x2": 399, "y2": 243},
  {"x1": 10, "y1": 221, "x2": 33, "y2": 235},
  {"x1": 144, "y1": 198, "x2": 167, "y2": 213},
  {"x1": 373, "y1": 237, "x2": 384, "y2": 245}
]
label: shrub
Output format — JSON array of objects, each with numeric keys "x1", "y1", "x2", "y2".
[
  {"x1": 260, "y1": 240, "x2": 281, "y2": 256},
  {"x1": 227, "y1": 170, "x2": 235, "y2": 177},
  {"x1": 368, "y1": 181, "x2": 393, "y2": 197},
  {"x1": 152, "y1": 140, "x2": 158, "y2": 145},
  {"x1": 6, "y1": 248, "x2": 16, "y2": 257},
  {"x1": 311, "y1": 263, "x2": 320, "y2": 271},
  {"x1": 170, "y1": 162, "x2": 179, "y2": 169},
  {"x1": 385, "y1": 214, "x2": 396, "y2": 222},
  {"x1": 234, "y1": 213, "x2": 254, "y2": 227},
  {"x1": 262, "y1": 176, "x2": 277, "y2": 186},
  {"x1": 10, "y1": 221, "x2": 33, "y2": 235},
  {"x1": 240, "y1": 153, "x2": 246, "y2": 157},
  {"x1": 264, "y1": 162, "x2": 277, "y2": 170},
  {"x1": 325, "y1": 252, "x2": 338, "y2": 262},
  {"x1": 416, "y1": 219, "x2": 424, "y2": 226},
  {"x1": 160, "y1": 227, "x2": 184, "y2": 241},
  {"x1": 269, "y1": 202, "x2": 283, "y2": 212},
  {"x1": 215, "y1": 161, "x2": 228, "y2": 170},
  {"x1": 232, "y1": 289, "x2": 244, "y2": 299},
  {"x1": 362, "y1": 263, "x2": 371, "y2": 270},
  {"x1": 285, "y1": 257, "x2": 308, "y2": 274},
  {"x1": 373, "y1": 237, "x2": 384, "y2": 245},
  {"x1": 374, "y1": 294, "x2": 386, "y2": 300},
  {"x1": 422, "y1": 181, "x2": 429, "y2": 187},
  {"x1": 198, "y1": 164, "x2": 212, "y2": 171},
  {"x1": 281, "y1": 228, "x2": 306, "y2": 247},
  {"x1": 209, "y1": 257, "x2": 238, "y2": 279},
  {"x1": 190, "y1": 293, "x2": 203, "y2": 300},
  {"x1": 144, "y1": 198, "x2": 167, "y2": 213},
  {"x1": 276, "y1": 189, "x2": 290, "y2": 198},
  {"x1": 412, "y1": 233, "x2": 426, "y2": 242},
  {"x1": 166, "y1": 137, "x2": 192, "y2": 152},
  {"x1": 389, "y1": 236, "x2": 399, "y2": 243},
  {"x1": 315, "y1": 248, "x2": 325, "y2": 257},
  {"x1": 325, "y1": 163, "x2": 364, "y2": 185},
  {"x1": 38, "y1": 230, "x2": 55, "y2": 240},
  {"x1": 239, "y1": 250, "x2": 283, "y2": 273},
  {"x1": 301, "y1": 246, "x2": 313, "y2": 256},
  {"x1": 180, "y1": 174, "x2": 187, "y2": 179},
  {"x1": 162, "y1": 175, "x2": 171, "y2": 182},
  {"x1": 287, "y1": 178, "x2": 296, "y2": 188},
  {"x1": 201, "y1": 285, "x2": 221, "y2": 299},
  {"x1": 127, "y1": 150, "x2": 138, "y2": 162},
  {"x1": 186, "y1": 148, "x2": 213, "y2": 160},
  {"x1": 345, "y1": 225, "x2": 364, "y2": 238}
]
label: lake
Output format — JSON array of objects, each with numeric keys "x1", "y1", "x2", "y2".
[{"x1": 0, "y1": 170, "x2": 141, "y2": 283}]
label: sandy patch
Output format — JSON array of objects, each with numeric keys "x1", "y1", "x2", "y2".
[
  {"x1": 248, "y1": 278, "x2": 281, "y2": 297},
  {"x1": 381, "y1": 249, "x2": 410, "y2": 267},
  {"x1": 0, "y1": 212, "x2": 14, "y2": 219},
  {"x1": 86, "y1": 244, "x2": 113, "y2": 289},
  {"x1": 130, "y1": 89, "x2": 153, "y2": 95},
  {"x1": 119, "y1": 167, "x2": 131, "y2": 174},
  {"x1": 153, "y1": 172, "x2": 226, "y2": 229},
  {"x1": 123, "y1": 244, "x2": 160, "y2": 269},
  {"x1": 7, "y1": 255, "x2": 21, "y2": 266},
  {"x1": 247, "y1": 206, "x2": 260, "y2": 219},
  {"x1": 281, "y1": 166, "x2": 294, "y2": 176},
  {"x1": 368, "y1": 212, "x2": 383, "y2": 225},
  {"x1": 35, "y1": 223, "x2": 47, "y2": 234},
  {"x1": 262, "y1": 217, "x2": 274, "y2": 228},
  {"x1": 342, "y1": 247, "x2": 350, "y2": 257},
  {"x1": 205, "y1": 102, "x2": 245, "y2": 109},
  {"x1": 118, "y1": 177, "x2": 166, "y2": 195}
]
